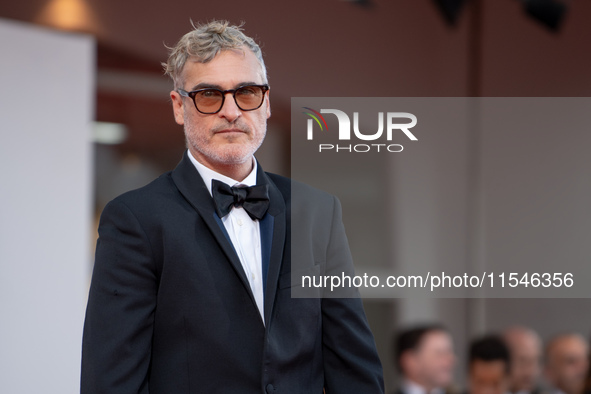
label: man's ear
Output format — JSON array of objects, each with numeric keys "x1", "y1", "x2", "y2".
[
  {"x1": 400, "y1": 352, "x2": 410, "y2": 374},
  {"x1": 170, "y1": 90, "x2": 185, "y2": 125},
  {"x1": 400, "y1": 351, "x2": 416, "y2": 375},
  {"x1": 265, "y1": 90, "x2": 271, "y2": 119}
]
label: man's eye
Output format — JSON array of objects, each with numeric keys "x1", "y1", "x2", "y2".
[
  {"x1": 237, "y1": 87, "x2": 257, "y2": 95},
  {"x1": 200, "y1": 90, "x2": 219, "y2": 98}
]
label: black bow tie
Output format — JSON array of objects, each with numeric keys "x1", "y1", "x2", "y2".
[{"x1": 211, "y1": 179, "x2": 270, "y2": 220}]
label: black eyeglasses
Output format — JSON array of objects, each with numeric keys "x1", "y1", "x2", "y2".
[{"x1": 178, "y1": 84, "x2": 270, "y2": 114}]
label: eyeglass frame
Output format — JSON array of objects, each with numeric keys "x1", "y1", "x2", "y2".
[{"x1": 177, "y1": 84, "x2": 270, "y2": 114}]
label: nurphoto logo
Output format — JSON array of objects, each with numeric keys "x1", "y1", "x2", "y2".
[{"x1": 302, "y1": 107, "x2": 418, "y2": 153}]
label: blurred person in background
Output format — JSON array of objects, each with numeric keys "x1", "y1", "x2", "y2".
[
  {"x1": 544, "y1": 333, "x2": 589, "y2": 394},
  {"x1": 503, "y1": 326, "x2": 543, "y2": 394},
  {"x1": 581, "y1": 334, "x2": 591, "y2": 394},
  {"x1": 393, "y1": 324, "x2": 457, "y2": 394},
  {"x1": 467, "y1": 335, "x2": 511, "y2": 394}
]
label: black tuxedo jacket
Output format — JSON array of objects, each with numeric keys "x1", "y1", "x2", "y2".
[{"x1": 81, "y1": 152, "x2": 384, "y2": 393}]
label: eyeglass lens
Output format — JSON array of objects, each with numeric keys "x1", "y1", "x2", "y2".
[{"x1": 195, "y1": 86, "x2": 266, "y2": 113}]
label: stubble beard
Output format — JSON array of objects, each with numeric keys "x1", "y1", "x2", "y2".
[{"x1": 184, "y1": 117, "x2": 266, "y2": 167}]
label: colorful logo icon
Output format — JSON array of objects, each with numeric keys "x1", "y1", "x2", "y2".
[{"x1": 302, "y1": 107, "x2": 329, "y2": 132}]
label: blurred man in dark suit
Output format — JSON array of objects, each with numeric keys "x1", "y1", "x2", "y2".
[
  {"x1": 394, "y1": 324, "x2": 457, "y2": 394},
  {"x1": 467, "y1": 335, "x2": 511, "y2": 394},
  {"x1": 503, "y1": 326, "x2": 542, "y2": 394}
]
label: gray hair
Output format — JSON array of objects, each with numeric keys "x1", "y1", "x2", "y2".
[{"x1": 163, "y1": 20, "x2": 267, "y2": 90}]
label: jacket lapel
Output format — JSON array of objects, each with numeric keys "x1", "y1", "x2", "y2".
[
  {"x1": 257, "y1": 169, "x2": 286, "y2": 325},
  {"x1": 170, "y1": 152, "x2": 287, "y2": 327},
  {"x1": 259, "y1": 213, "x2": 273, "y2": 299},
  {"x1": 171, "y1": 152, "x2": 258, "y2": 315}
]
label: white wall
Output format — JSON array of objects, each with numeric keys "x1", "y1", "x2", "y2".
[{"x1": 0, "y1": 19, "x2": 94, "y2": 393}]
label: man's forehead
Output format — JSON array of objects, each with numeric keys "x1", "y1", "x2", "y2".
[
  {"x1": 181, "y1": 48, "x2": 264, "y2": 88},
  {"x1": 423, "y1": 330, "x2": 451, "y2": 343},
  {"x1": 472, "y1": 359, "x2": 507, "y2": 374}
]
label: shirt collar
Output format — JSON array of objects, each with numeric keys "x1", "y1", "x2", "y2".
[
  {"x1": 403, "y1": 379, "x2": 445, "y2": 394},
  {"x1": 403, "y1": 379, "x2": 428, "y2": 394},
  {"x1": 187, "y1": 149, "x2": 258, "y2": 197}
]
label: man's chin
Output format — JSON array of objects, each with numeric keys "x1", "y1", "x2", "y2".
[
  {"x1": 189, "y1": 140, "x2": 260, "y2": 167},
  {"x1": 208, "y1": 150, "x2": 254, "y2": 166},
  {"x1": 213, "y1": 132, "x2": 250, "y2": 145}
]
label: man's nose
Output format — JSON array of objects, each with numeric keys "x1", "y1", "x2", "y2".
[{"x1": 217, "y1": 92, "x2": 241, "y2": 122}]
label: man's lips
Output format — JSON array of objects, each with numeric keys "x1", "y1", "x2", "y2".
[{"x1": 214, "y1": 128, "x2": 246, "y2": 134}]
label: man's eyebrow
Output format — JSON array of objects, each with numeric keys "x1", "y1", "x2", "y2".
[
  {"x1": 189, "y1": 82, "x2": 263, "y2": 91},
  {"x1": 190, "y1": 82, "x2": 223, "y2": 91}
]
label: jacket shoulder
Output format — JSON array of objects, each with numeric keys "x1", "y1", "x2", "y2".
[
  {"x1": 105, "y1": 171, "x2": 177, "y2": 213},
  {"x1": 265, "y1": 172, "x2": 336, "y2": 206}
]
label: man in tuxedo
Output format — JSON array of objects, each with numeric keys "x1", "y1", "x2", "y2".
[
  {"x1": 393, "y1": 324, "x2": 457, "y2": 394},
  {"x1": 81, "y1": 20, "x2": 384, "y2": 393},
  {"x1": 503, "y1": 326, "x2": 542, "y2": 394}
]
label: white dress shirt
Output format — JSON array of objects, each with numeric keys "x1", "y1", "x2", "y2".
[{"x1": 187, "y1": 150, "x2": 265, "y2": 323}]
